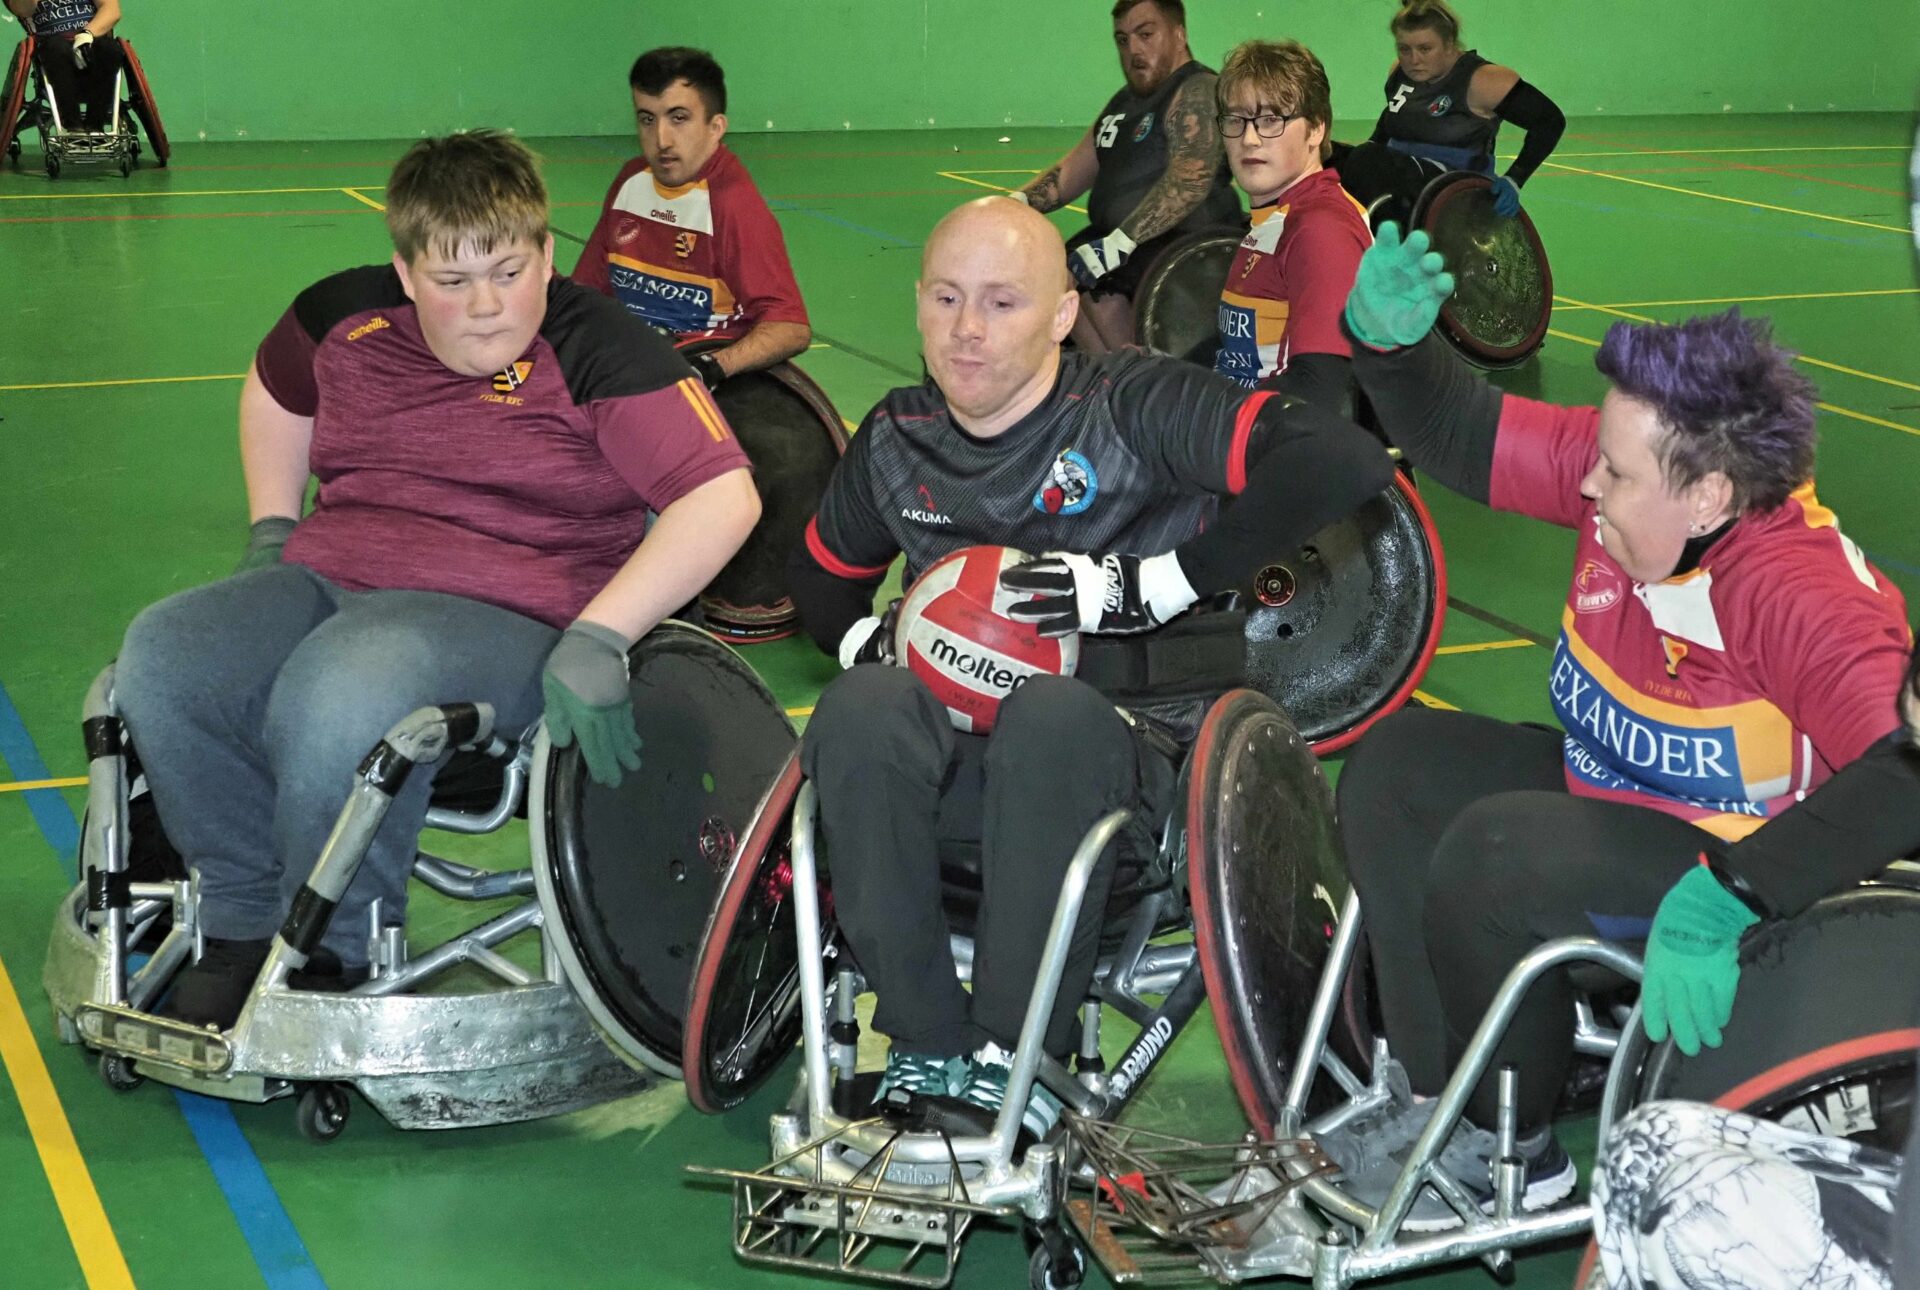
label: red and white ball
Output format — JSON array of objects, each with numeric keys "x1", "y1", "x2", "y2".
[{"x1": 896, "y1": 545, "x2": 1079, "y2": 734}]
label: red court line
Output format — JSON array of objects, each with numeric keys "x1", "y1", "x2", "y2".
[
  {"x1": 1559, "y1": 127, "x2": 1910, "y2": 206},
  {"x1": 0, "y1": 206, "x2": 359, "y2": 225}
]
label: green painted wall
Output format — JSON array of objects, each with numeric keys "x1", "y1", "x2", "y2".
[{"x1": 12, "y1": 0, "x2": 1918, "y2": 141}]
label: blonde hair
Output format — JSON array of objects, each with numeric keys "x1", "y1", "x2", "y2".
[
  {"x1": 1390, "y1": 0, "x2": 1463, "y2": 47},
  {"x1": 1218, "y1": 40, "x2": 1334, "y2": 163},
  {"x1": 385, "y1": 130, "x2": 549, "y2": 264}
]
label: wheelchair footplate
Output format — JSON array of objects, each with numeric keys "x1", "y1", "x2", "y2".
[
  {"x1": 1062, "y1": 1118, "x2": 1338, "y2": 1286},
  {"x1": 74, "y1": 1001, "x2": 232, "y2": 1076},
  {"x1": 688, "y1": 1115, "x2": 1019, "y2": 1288}
]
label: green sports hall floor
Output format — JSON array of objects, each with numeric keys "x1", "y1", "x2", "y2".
[{"x1": 1, "y1": 112, "x2": 1916, "y2": 1290}]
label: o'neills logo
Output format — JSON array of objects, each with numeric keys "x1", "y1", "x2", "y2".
[
  {"x1": 927, "y1": 638, "x2": 1025, "y2": 692},
  {"x1": 1108, "y1": 1016, "x2": 1175, "y2": 1099},
  {"x1": 900, "y1": 507, "x2": 952, "y2": 526},
  {"x1": 650, "y1": 208, "x2": 679, "y2": 224},
  {"x1": 1573, "y1": 559, "x2": 1622, "y2": 614},
  {"x1": 346, "y1": 316, "x2": 390, "y2": 341}
]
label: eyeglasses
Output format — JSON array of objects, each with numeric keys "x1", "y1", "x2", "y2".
[{"x1": 1216, "y1": 111, "x2": 1295, "y2": 139}]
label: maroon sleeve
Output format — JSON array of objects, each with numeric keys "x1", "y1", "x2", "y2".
[
  {"x1": 254, "y1": 307, "x2": 320, "y2": 417},
  {"x1": 1486, "y1": 396, "x2": 1600, "y2": 530},
  {"x1": 1278, "y1": 218, "x2": 1366, "y2": 360},
  {"x1": 591, "y1": 377, "x2": 752, "y2": 512},
  {"x1": 717, "y1": 172, "x2": 810, "y2": 328}
]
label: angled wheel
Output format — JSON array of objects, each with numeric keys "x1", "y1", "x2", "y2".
[
  {"x1": 530, "y1": 621, "x2": 798, "y2": 1078},
  {"x1": 1242, "y1": 470, "x2": 1446, "y2": 754},
  {"x1": 1410, "y1": 171, "x2": 1552, "y2": 370},
  {"x1": 1132, "y1": 230, "x2": 1243, "y2": 365},
  {"x1": 1187, "y1": 690, "x2": 1348, "y2": 1137},
  {"x1": 119, "y1": 40, "x2": 168, "y2": 166},
  {"x1": 0, "y1": 38, "x2": 31, "y2": 166},
  {"x1": 682, "y1": 753, "x2": 823, "y2": 1112},
  {"x1": 679, "y1": 340, "x2": 847, "y2": 645}
]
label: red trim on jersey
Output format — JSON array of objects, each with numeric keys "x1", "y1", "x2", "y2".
[
  {"x1": 805, "y1": 516, "x2": 890, "y2": 580},
  {"x1": 1226, "y1": 391, "x2": 1275, "y2": 495}
]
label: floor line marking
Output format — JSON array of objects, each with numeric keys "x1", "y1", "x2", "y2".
[
  {"x1": 1550, "y1": 145, "x2": 1912, "y2": 159},
  {"x1": 0, "y1": 776, "x2": 86, "y2": 794},
  {"x1": 1413, "y1": 690, "x2": 1459, "y2": 711},
  {"x1": 936, "y1": 170, "x2": 1087, "y2": 215},
  {"x1": 1556, "y1": 293, "x2": 1920, "y2": 396},
  {"x1": 1, "y1": 373, "x2": 245, "y2": 392},
  {"x1": 1547, "y1": 323, "x2": 1919, "y2": 438},
  {"x1": 1565, "y1": 288, "x2": 1920, "y2": 310},
  {"x1": 1434, "y1": 639, "x2": 1534, "y2": 655},
  {"x1": 0, "y1": 677, "x2": 329, "y2": 1290},
  {"x1": 785, "y1": 705, "x2": 815, "y2": 719},
  {"x1": 0, "y1": 184, "x2": 372, "y2": 201},
  {"x1": 339, "y1": 186, "x2": 385, "y2": 211},
  {"x1": 0, "y1": 952, "x2": 136, "y2": 1290},
  {"x1": 1539, "y1": 160, "x2": 1912, "y2": 235}
]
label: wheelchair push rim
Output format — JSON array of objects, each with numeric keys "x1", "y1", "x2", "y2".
[
  {"x1": 0, "y1": 38, "x2": 33, "y2": 163},
  {"x1": 529, "y1": 620, "x2": 796, "y2": 1078},
  {"x1": 120, "y1": 39, "x2": 168, "y2": 166},
  {"x1": 1412, "y1": 171, "x2": 1552, "y2": 370},
  {"x1": 1132, "y1": 229, "x2": 1244, "y2": 364}
]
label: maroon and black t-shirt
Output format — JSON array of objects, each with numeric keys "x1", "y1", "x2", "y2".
[{"x1": 255, "y1": 267, "x2": 750, "y2": 628}]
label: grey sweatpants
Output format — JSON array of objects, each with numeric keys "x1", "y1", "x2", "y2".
[{"x1": 115, "y1": 564, "x2": 556, "y2": 961}]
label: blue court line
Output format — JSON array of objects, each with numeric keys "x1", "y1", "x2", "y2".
[{"x1": 0, "y1": 677, "x2": 330, "y2": 1290}]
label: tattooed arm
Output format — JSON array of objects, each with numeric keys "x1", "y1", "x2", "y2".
[
  {"x1": 1118, "y1": 72, "x2": 1225, "y2": 243},
  {"x1": 1020, "y1": 127, "x2": 1099, "y2": 213}
]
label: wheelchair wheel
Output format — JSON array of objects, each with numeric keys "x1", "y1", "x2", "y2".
[
  {"x1": 119, "y1": 40, "x2": 168, "y2": 166},
  {"x1": 296, "y1": 1082, "x2": 351, "y2": 1143},
  {"x1": 1187, "y1": 689, "x2": 1348, "y2": 1137},
  {"x1": 679, "y1": 340, "x2": 847, "y2": 645},
  {"x1": 1410, "y1": 172, "x2": 1552, "y2": 370},
  {"x1": 681, "y1": 753, "x2": 825, "y2": 1112},
  {"x1": 0, "y1": 38, "x2": 29, "y2": 166},
  {"x1": 1132, "y1": 230, "x2": 1243, "y2": 364},
  {"x1": 44, "y1": 151, "x2": 58, "y2": 179},
  {"x1": 1242, "y1": 469, "x2": 1446, "y2": 754},
  {"x1": 529, "y1": 620, "x2": 797, "y2": 1078},
  {"x1": 1639, "y1": 874, "x2": 1920, "y2": 1146}
]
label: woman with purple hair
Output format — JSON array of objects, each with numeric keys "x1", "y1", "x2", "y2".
[{"x1": 1306, "y1": 222, "x2": 1914, "y2": 1231}]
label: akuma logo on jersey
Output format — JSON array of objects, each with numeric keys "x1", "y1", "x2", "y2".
[
  {"x1": 1573, "y1": 559, "x2": 1622, "y2": 613},
  {"x1": 1427, "y1": 95, "x2": 1454, "y2": 116},
  {"x1": 1033, "y1": 450, "x2": 1098, "y2": 516},
  {"x1": 674, "y1": 231, "x2": 697, "y2": 259},
  {"x1": 902, "y1": 485, "x2": 953, "y2": 526},
  {"x1": 493, "y1": 360, "x2": 534, "y2": 393},
  {"x1": 1132, "y1": 112, "x2": 1156, "y2": 142}
]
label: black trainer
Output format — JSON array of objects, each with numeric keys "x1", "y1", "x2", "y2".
[{"x1": 158, "y1": 937, "x2": 271, "y2": 1030}]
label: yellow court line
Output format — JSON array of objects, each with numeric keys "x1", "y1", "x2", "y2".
[
  {"x1": 1434, "y1": 639, "x2": 1534, "y2": 656},
  {"x1": 785, "y1": 705, "x2": 815, "y2": 719},
  {"x1": 1546, "y1": 323, "x2": 1920, "y2": 439},
  {"x1": 1412, "y1": 690, "x2": 1459, "y2": 711},
  {"x1": 339, "y1": 186, "x2": 385, "y2": 211},
  {"x1": 1539, "y1": 160, "x2": 1912, "y2": 236},
  {"x1": 0, "y1": 777, "x2": 86, "y2": 794},
  {"x1": 0, "y1": 184, "x2": 370, "y2": 201},
  {"x1": 0, "y1": 954, "x2": 136, "y2": 1290},
  {"x1": 1552, "y1": 145, "x2": 1912, "y2": 159},
  {"x1": 1556, "y1": 293, "x2": 1920, "y2": 396},
  {"x1": 936, "y1": 171, "x2": 1087, "y2": 216},
  {"x1": 1572, "y1": 287, "x2": 1920, "y2": 311},
  {"x1": 0, "y1": 372, "x2": 244, "y2": 392}
]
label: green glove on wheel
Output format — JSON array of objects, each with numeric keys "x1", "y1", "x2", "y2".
[
  {"x1": 1343, "y1": 222, "x2": 1457, "y2": 351},
  {"x1": 542, "y1": 621, "x2": 644, "y2": 789},
  {"x1": 1640, "y1": 862, "x2": 1761, "y2": 1056}
]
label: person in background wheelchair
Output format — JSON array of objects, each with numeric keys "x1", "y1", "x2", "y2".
[
  {"x1": 787, "y1": 195, "x2": 1391, "y2": 1139},
  {"x1": 1322, "y1": 223, "x2": 1912, "y2": 1227},
  {"x1": 1593, "y1": 642, "x2": 1918, "y2": 1289},
  {"x1": 1334, "y1": 0, "x2": 1565, "y2": 226},
  {"x1": 114, "y1": 130, "x2": 758, "y2": 1031},
  {"x1": 7, "y1": 0, "x2": 119, "y2": 130}
]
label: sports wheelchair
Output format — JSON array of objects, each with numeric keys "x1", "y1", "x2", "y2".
[
  {"x1": 43, "y1": 621, "x2": 792, "y2": 1140},
  {"x1": 1134, "y1": 171, "x2": 1551, "y2": 373},
  {"x1": 685, "y1": 692, "x2": 1920, "y2": 1288},
  {"x1": 1, "y1": 33, "x2": 168, "y2": 178}
]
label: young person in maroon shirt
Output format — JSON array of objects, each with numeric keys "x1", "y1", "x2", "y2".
[{"x1": 114, "y1": 131, "x2": 759, "y2": 1028}]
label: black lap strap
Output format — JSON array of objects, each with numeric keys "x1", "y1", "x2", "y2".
[{"x1": 1074, "y1": 609, "x2": 1248, "y2": 707}]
